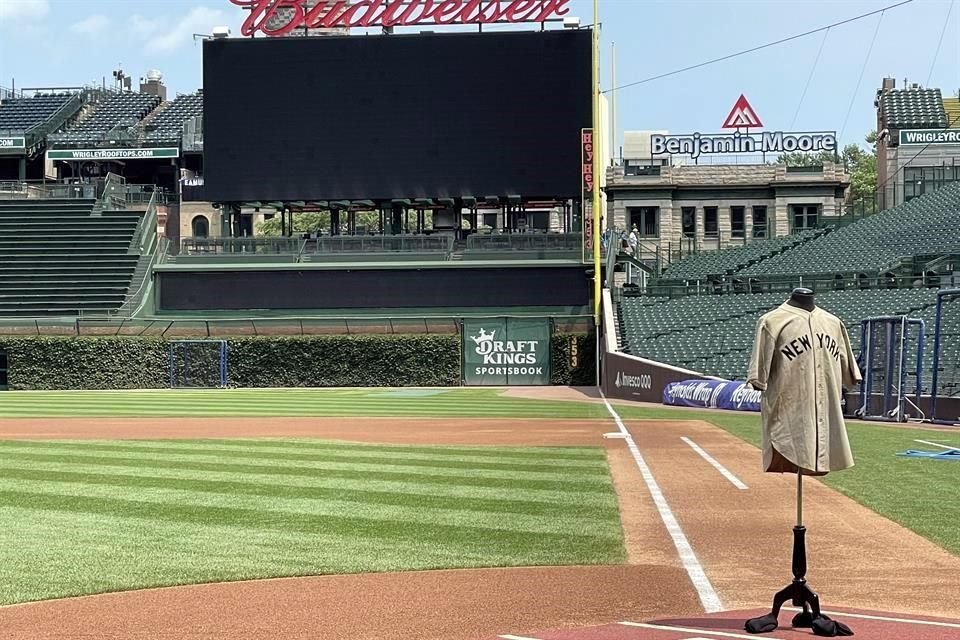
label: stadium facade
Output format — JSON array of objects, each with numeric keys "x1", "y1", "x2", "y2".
[
  {"x1": 604, "y1": 93, "x2": 849, "y2": 266},
  {"x1": 874, "y1": 77, "x2": 960, "y2": 209}
]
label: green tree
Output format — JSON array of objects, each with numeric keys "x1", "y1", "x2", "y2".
[
  {"x1": 777, "y1": 131, "x2": 877, "y2": 208},
  {"x1": 256, "y1": 211, "x2": 389, "y2": 236}
]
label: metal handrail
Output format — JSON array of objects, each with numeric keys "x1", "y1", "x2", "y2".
[{"x1": 108, "y1": 235, "x2": 167, "y2": 319}]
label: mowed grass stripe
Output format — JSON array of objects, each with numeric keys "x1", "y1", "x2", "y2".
[
  {"x1": 0, "y1": 449, "x2": 612, "y2": 493},
  {"x1": 0, "y1": 475, "x2": 615, "y2": 538},
  {"x1": 0, "y1": 488, "x2": 622, "y2": 558},
  {"x1": 0, "y1": 465, "x2": 617, "y2": 519},
  {"x1": 67, "y1": 438, "x2": 608, "y2": 463},
  {"x1": 0, "y1": 508, "x2": 594, "y2": 606},
  {"x1": 0, "y1": 389, "x2": 610, "y2": 418},
  {"x1": 0, "y1": 441, "x2": 609, "y2": 474},
  {"x1": 0, "y1": 459, "x2": 610, "y2": 507}
]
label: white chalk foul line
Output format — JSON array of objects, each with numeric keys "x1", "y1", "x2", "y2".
[
  {"x1": 601, "y1": 395, "x2": 724, "y2": 614},
  {"x1": 914, "y1": 439, "x2": 960, "y2": 451},
  {"x1": 619, "y1": 621, "x2": 786, "y2": 639},
  {"x1": 680, "y1": 437, "x2": 749, "y2": 490},
  {"x1": 784, "y1": 607, "x2": 960, "y2": 629},
  {"x1": 499, "y1": 635, "x2": 543, "y2": 640}
]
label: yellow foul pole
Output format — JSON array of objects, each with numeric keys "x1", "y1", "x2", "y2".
[{"x1": 591, "y1": 0, "x2": 601, "y2": 325}]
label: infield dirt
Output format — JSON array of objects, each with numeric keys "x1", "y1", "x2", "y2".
[{"x1": 0, "y1": 414, "x2": 955, "y2": 639}]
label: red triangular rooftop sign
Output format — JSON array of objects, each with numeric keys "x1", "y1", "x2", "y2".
[{"x1": 722, "y1": 94, "x2": 763, "y2": 129}]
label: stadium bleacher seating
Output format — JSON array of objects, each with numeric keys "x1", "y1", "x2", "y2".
[
  {"x1": 652, "y1": 182, "x2": 960, "y2": 285},
  {"x1": 141, "y1": 91, "x2": 202, "y2": 145},
  {"x1": 658, "y1": 228, "x2": 826, "y2": 281},
  {"x1": 619, "y1": 288, "x2": 942, "y2": 389},
  {"x1": 0, "y1": 94, "x2": 75, "y2": 132},
  {"x1": 0, "y1": 199, "x2": 143, "y2": 316},
  {"x1": 49, "y1": 92, "x2": 160, "y2": 146},
  {"x1": 740, "y1": 183, "x2": 960, "y2": 278}
]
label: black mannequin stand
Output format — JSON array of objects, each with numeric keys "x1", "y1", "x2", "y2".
[{"x1": 745, "y1": 472, "x2": 821, "y2": 633}]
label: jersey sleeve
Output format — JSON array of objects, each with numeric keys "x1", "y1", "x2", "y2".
[
  {"x1": 747, "y1": 318, "x2": 773, "y2": 391},
  {"x1": 840, "y1": 321, "x2": 862, "y2": 387}
]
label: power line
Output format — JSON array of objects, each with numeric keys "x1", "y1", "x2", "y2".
[
  {"x1": 926, "y1": 0, "x2": 955, "y2": 86},
  {"x1": 602, "y1": 0, "x2": 914, "y2": 94},
  {"x1": 839, "y1": 9, "x2": 885, "y2": 141},
  {"x1": 791, "y1": 27, "x2": 830, "y2": 130}
]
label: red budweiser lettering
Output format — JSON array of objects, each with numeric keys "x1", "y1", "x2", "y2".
[{"x1": 231, "y1": 0, "x2": 571, "y2": 36}]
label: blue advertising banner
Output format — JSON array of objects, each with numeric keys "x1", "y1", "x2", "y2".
[{"x1": 662, "y1": 379, "x2": 761, "y2": 413}]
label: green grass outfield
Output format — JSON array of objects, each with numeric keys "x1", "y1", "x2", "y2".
[
  {"x1": 0, "y1": 437, "x2": 624, "y2": 605},
  {"x1": 0, "y1": 388, "x2": 957, "y2": 604}
]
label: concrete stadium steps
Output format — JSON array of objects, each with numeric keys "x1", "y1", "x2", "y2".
[{"x1": 0, "y1": 199, "x2": 144, "y2": 317}]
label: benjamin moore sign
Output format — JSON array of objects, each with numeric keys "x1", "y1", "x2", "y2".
[
  {"x1": 47, "y1": 148, "x2": 180, "y2": 161},
  {"x1": 899, "y1": 129, "x2": 960, "y2": 145},
  {"x1": 651, "y1": 131, "x2": 837, "y2": 160},
  {"x1": 0, "y1": 137, "x2": 26, "y2": 151},
  {"x1": 463, "y1": 318, "x2": 550, "y2": 386}
]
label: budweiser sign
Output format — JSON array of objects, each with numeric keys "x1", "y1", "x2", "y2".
[{"x1": 231, "y1": 0, "x2": 572, "y2": 36}]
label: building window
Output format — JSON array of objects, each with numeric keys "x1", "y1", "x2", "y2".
[
  {"x1": 730, "y1": 206, "x2": 745, "y2": 238},
  {"x1": 752, "y1": 206, "x2": 768, "y2": 238},
  {"x1": 791, "y1": 205, "x2": 820, "y2": 230},
  {"x1": 191, "y1": 215, "x2": 209, "y2": 238},
  {"x1": 681, "y1": 207, "x2": 696, "y2": 238},
  {"x1": 629, "y1": 207, "x2": 659, "y2": 237},
  {"x1": 704, "y1": 207, "x2": 718, "y2": 238},
  {"x1": 903, "y1": 165, "x2": 960, "y2": 201}
]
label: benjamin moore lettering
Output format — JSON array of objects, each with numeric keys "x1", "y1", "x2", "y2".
[
  {"x1": 651, "y1": 131, "x2": 837, "y2": 160},
  {"x1": 47, "y1": 148, "x2": 180, "y2": 161},
  {"x1": 899, "y1": 129, "x2": 960, "y2": 146}
]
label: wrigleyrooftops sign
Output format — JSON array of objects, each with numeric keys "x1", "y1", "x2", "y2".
[
  {"x1": 651, "y1": 94, "x2": 837, "y2": 160},
  {"x1": 231, "y1": 0, "x2": 572, "y2": 36}
]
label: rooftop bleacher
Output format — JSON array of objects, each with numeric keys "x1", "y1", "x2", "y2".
[
  {"x1": 0, "y1": 93, "x2": 75, "y2": 133},
  {"x1": 49, "y1": 91, "x2": 160, "y2": 146},
  {"x1": 141, "y1": 91, "x2": 203, "y2": 145}
]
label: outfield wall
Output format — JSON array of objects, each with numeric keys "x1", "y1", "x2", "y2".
[{"x1": 0, "y1": 329, "x2": 594, "y2": 391}]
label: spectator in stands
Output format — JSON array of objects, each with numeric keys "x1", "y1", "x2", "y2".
[{"x1": 628, "y1": 225, "x2": 639, "y2": 256}]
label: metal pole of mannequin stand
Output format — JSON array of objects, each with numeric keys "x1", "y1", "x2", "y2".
[{"x1": 745, "y1": 469, "x2": 832, "y2": 634}]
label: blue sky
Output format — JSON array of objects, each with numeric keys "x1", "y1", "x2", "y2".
[{"x1": 1, "y1": 0, "x2": 957, "y2": 150}]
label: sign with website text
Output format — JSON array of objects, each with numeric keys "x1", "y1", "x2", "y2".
[
  {"x1": 0, "y1": 137, "x2": 25, "y2": 151},
  {"x1": 899, "y1": 129, "x2": 960, "y2": 145},
  {"x1": 231, "y1": 0, "x2": 572, "y2": 36},
  {"x1": 581, "y1": 128, "x2": 594, "y2": 259},
  {"x1": 463, "y1": 318, "x2": 550, "y2": 386},
  {"x1": 47, "y1": 148, "x2": 180, "y2": 161}
]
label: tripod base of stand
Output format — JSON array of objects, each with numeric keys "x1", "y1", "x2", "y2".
[{"x1": 744, "y1": 579, "x2": 821, "y2": 634}]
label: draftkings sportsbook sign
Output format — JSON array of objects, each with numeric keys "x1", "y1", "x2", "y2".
[{"x1": 463, "y1": 318, "x2": 550, "y2": 386}]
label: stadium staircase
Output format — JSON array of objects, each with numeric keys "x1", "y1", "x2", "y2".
[{"x1": 0, "y1": 197, "x2": 153, "y2": 316}]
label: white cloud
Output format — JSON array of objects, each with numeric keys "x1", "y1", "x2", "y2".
[
  {"x1": 70, "y1": 14, "x2": 109, "y2": 36},
  {"x1": 145, "y1": 6, "x2": 224, "y2": 54},
  {"x1": 130, "y1": 14, "x2": 162, "y2": 36},
  {"x1": 0, "y1": 0, "x2": 49, "y2": 21}
]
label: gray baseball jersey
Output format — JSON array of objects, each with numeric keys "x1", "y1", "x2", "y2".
[{"x1": 747, "y1": 302, "x2": 861, "y2": 474}]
